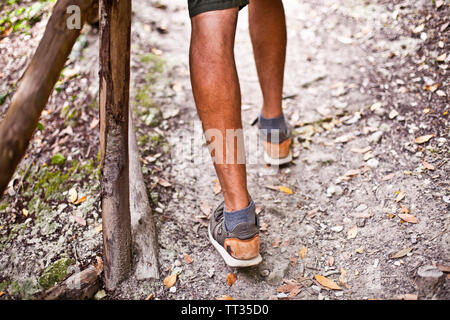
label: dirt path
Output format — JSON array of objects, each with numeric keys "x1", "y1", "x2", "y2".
[{"x1": 0, "y1": 0, "x2": 448, "y2": 300}]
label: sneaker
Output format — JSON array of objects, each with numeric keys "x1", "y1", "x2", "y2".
[
  {"x1": 257, "y1": 115, "x2": 293, "y2": 166},
  {"x1": 208, "y1": 202, "x2": 262, "y2": 267}
]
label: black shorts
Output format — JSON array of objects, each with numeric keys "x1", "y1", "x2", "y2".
[{"x1": 188, "y1": 0, "x2": 250, "y2": 18}]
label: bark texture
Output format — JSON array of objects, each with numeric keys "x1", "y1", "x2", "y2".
[
  {"x1": 99, "y1": 0, "x2": 132, "y2": 291},
  {"x1": 0, "y1": 0, "x2": 95, "y2": 196}
]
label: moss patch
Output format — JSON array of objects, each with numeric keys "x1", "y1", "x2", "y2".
[{"x1": 38, "y1": 257, "x2": 74, "y2": 290}]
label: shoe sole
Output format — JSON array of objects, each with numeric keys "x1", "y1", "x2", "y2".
[
  {"x1": 208, "y1": 225, "x2": 262, "y2": 268},
  {"x1": 263, "y1": 150, "x2": 293, "y2": 166}
]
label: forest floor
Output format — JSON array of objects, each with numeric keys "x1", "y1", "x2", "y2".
[{"x1": 0, "y1": 0, "x2": 449, "y2": 300}]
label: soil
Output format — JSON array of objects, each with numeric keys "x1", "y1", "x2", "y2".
[{"x1": 0, "y1": 0, "x2": 448, "y2": 300}]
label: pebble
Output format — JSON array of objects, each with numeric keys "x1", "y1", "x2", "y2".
[
  {"x1": 356, "y1": 204, "x2": 368, "y2": 212},
  {"x1": 260, "y1": 269, "x2": 270, "y2": 277},
  {"x1": 169, "y1": 286, "x2": 177, "y2": 293},
  {"x1": 311, "y1": 285, "x2": 321, "y2": 292},
  {"x1": 335, "y1": 291, "x2": 344, "y2": 297},
  {"x1": 369, "y1": 131, "x2": 383, "y2": 144},
  {"x1": 366, "y1": 158, "x2": 379, "y2": 168},
  {"x1": 331, "y1": 226, "x2": 344, "y2": 232}
]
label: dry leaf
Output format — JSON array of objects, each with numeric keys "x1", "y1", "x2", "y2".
[
  {"x1": 163, "y1": 273, "x2": 177, "y2": 288},
  {"x1": 272, "y1": 241, "x2": 281, "y2": 248},
  {"x1": 299, "y1": 246, "x2": 307, "y2": 259},
  {"x1": 382, "y1": 173, "x2": 395, "y2": 181},
  {"x1": 212, "y1": 180, "x2": 221, "y2": 195},
  {"x1": 95, "y1": 224, "x2": 103, "y2": 233},
  {"x1": 216, "y1": 295, "x2": 233, "y2": 300},
  {"x1": 415, "y1": 134, "x2": 434, "y2": 144},
  {"x1": 183, "y1": 254, "x2": 193, "y2": 264},
  {"x1": 390, "y1": 247, "x2": 413, "y2": 259},
  {"x1": 436, "y1": 264, "x2": 450, "y2": 273},
  {"x1": 95, "y1": 256, "x2": 103, "y2": 275},
  {"x1": 157, "y1": 177, "x2": 172, "y2": 187},
  {"x1": 344, "y1": 169, "x2": 360, "y2": 177},
  {"x1": 335, "y1": 134, "x2": 355, "y2": 143},
  {"x1": 395, "y1": 191, "x2": 406, "y2": 203},
  {"x1": 200, "y1": 201, "x2": 211, "y2": 216},
  {"x1": 22, "y1": 208, "x2": 29, "y2": 217},
  {"x1": 347, "y1": 224, "x2": 358, "y2": 239},
  {"x1": 401, "y1": 205, "x2": 410, "y2": 214},
  {"x1": 277, "y1": 186, "x2": 294, "y2": 195},
  {"x1": 289, "y1": 257, "x2": 298, "y2": 267},
  {"x1": 351, "y1": 146, "x2": 372, "y2": 154},
  {"x1": 412, "y1": 24, "x2": 425, "y2": 34},
  {"x1": 425, "y1": 83, "x2": 439, "y2": 92},
  {"x1": 145, "y1": 293, "x2": 155, "y2": 300},
  {"x1": 338, "y1": 268, "x2": 347, "y2": 286},
  {"x1": 398, "y1": 213, "x2": 418, "y2": 224},
  {"x1": 74, "y1": 195, "x2": 87, "y2": 205},
  {"x1": 68, "y1": 188, "x2": 78, "y2": 203},
  {"x1": 226, "y1": 273, "x2": 237, "y2": 287},
  {"x1": 0, "y1": 291, "x2": 4, "y2": 297},
  {"x1": 328, "y1": 257, "x2": 335, "y2": 267},
  {"x1": 314, "y1": 274, "x2": 341, "y2": 290},
  {"x1": 422, "y1": 160, "x2": 435, "y2": 170},
  {"x1": 397, "y1": 293, "x2": 418, "y2": 300}
]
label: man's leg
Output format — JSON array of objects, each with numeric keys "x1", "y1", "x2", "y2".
[
  {"x1": 248, "y1": 0, "x2": 287, "y2": 119},
  {"x1": 189, "y1": 7, "x2": 249, "y2": 213},
  {"x1": 248, "y1": 0, "x2": 292, "y2": 165},
  {"x1": 189, "y1": 6, "x2": 261, "y2": 267}
]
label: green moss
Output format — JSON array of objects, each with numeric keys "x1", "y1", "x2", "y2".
[
  {"x1": 9, "y1": 278, "x2": 40, "y2": 300},
  {"x1": 38, "y1": 257, "x2": 74, "y2": 290},
  {"x1": 0, "y1": 280, "x2": 9, "y2": 291}
]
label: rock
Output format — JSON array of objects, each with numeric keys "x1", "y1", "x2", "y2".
[
  {"x1": 260, "y1": 269, "x2": 270, "y2": 277},
  {"x1": 267, "y1": 262, "x2": 290, "y2": 286},
  {"x1": 416, "y1": 265, "x2": 446, "y2": 299},
  {"x1": 331, "y1": 226, "x2": 344, "y2": 233},
  {"x1": 368, "y1": 131, "x2": 383, "y2": 144},
  {"x1": 366, "y1": 158, "x2": 379, "y2": 168}
]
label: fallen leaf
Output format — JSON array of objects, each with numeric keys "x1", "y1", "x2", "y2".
[
  {"x1": 437, "y1": 53, "x2": 447, "y2": 62},
  {"x1": 314, "y1": 274, "x2": 341, "y2": 290},
  {"x1": 216, "y1": 295, "x2": 233, "y2": 300},
  {"x1": 0, "y1": 291, "x2": 4, "y2": 297},
  {"x1": 272, "y1": 241, "x2": 281, "y2": 248},
  {"x1": 338, "y1": 268, "x2": 347, "y2": 286},
  {"x1": 74, "y1": 195, "x2": 87, "y2": 205},
  {"x1": 355, "y1": 247, "x2": 364, "y2": 254},
  {"x1": 145, "y1": 293, "x2": 155, "y2": 300},
  {"x1": 436, "y1": 264, "x2": 450, "y2": 273},
  {"x1": 289, "y1": 257, "x2": 298, "y2": 267},
  {"x1": 412, "y1": 24, "x2": 425, "y2": 34},
  {"x1": 299, "y1": 246, "x2": 307, "y2": 259},
  {"x1": 95, "y1": 256, "x2": 103, "y2": 275},
  {"x1": 95, "y1": 224, "x2": 103, "y2": 233},
  {"x1": 396, "y1": 293, "x2": 418, "y2": 300},
  {"x1": 422, "y1": 160, "x2": 435, "y2": 171},
  {"x1": 22, "y1": 208, "x2": 29, "y2": 217},
  {"x1": 351, "y1": 146, "x2": 372, "y2": 154},
  {"x1": 347, "y1": 225, "x2": 358, "y2": 239},
  {"x1": 226, "y1": 273, "x2": 237, "y2": 287},
  {"x1": 276, "y1": 186, "x2": 294, "y2": 195},
  {"x1": 163, "y1": 273, "x2": 177, "y2": 288},
  {"x1": 382, "y1": 173, "x2": 395, "y2": 181},
  {"x1": 395, "y1": 191, "x2": 406, "y2": 203},
  {"x1": 401, "y1": 205, "x2": 410, "y2": 214},
  {"x1": 335, "y1": 134, "x2": 355, "y2": 143},
  {"x1": 425, "y1": 83, "x2": 439, "y2": 92},
  {"x1": 183, "y1": 254, "x2": 193, "y2": 264},
  {"x1": 328, "y1": 257, "x2": 335, "y2": 267},
  {"x1": 157, "y1": 177, "x2": 172, "y2": 187},
  {"x1": 398, "y1": 213, "x2": 418, "y2": 224},
  {"x1": 200, "y1": 200, "x2": 211, "y2": 216},
  {"x1": 390, "y1": 247, "x2": 413, "y2": 259},
  {"x1": 212, "y1": 180, "x2": 221, "y2": 195},
  {"x1": 68, "y1": 188, "x2": 78, "y2": 204},
  {"x1": 415, "y1": 134, "x2": 434, "y2": 144},
  {"x1": 344, "y1": 169, "x2": 360, "y2": 177}
]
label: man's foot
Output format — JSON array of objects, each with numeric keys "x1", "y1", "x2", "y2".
[
  {"x1": 258, "y1": 113, "x2": 293, "y2": 165},
  {"x1": 208, "y1": 202, "x2": 262, "y2": 267}
]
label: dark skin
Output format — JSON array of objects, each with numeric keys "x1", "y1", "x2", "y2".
[{"x1": 189, "y1": 0, "x2": 287, "y2": 212}]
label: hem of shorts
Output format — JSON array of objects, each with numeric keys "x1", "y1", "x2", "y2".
[{"x1": 189, "y1": 0, "x2": 250, "y2": 18}]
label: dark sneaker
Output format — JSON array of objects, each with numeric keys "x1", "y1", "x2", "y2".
[{"x1": 208, "y1": 202, "x2": 262, "y2": 267}]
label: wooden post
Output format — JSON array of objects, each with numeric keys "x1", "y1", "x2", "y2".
[
  {"x1": 0, "y1": 0, "x2": 96, "y2": 196},
  {"x1": 99, "y1": 0, "x2": 132, "y2": 290}
]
